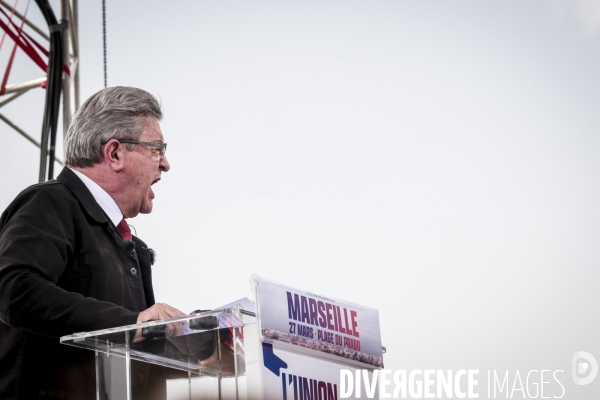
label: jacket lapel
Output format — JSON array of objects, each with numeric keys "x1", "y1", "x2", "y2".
[
  {"x1": 57, "y1": 167, "x2": 156, "y2": 306},
  {"x1": 56, "y1": 167, "x2": 127, "y2": 249}
]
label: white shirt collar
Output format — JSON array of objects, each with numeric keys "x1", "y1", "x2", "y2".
[{"x1": 69, "y1": 168, "x2": 123, "y2": 227}]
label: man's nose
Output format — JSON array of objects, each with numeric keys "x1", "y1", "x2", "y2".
[{"x1": 160, "y1": 156, "x2": 171, "y2": 172}]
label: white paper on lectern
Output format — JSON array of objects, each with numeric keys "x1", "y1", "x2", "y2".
[
  {"x1": 214, "y1": 296, "x2": 255, "y2": 329},
  {"x1": 179, "y1": 297, "x2": 255, "y2": 336}
]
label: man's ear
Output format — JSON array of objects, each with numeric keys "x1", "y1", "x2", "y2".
[{"x1": 103, "y1": 139, "x2": 125, "y2": 172}]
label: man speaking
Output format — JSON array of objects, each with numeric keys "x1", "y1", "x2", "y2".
[{"x1": 0, "y1": 87, "x2": 184, "y2": 399}]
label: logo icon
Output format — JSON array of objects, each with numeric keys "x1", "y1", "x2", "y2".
[{"x1": 572, "y1": 351, "x2": 598, "y2": 385}]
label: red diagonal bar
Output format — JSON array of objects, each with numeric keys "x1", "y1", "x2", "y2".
[
  {"x1": 1, "y1": 0, "x2": 31, "y2": 94},
  {"x1": 0, "y1": 6, "x2": 48, "y2": 57},
  {"x1": 0, "y1": 16, "x2": 47, "y2": 73},
  {"x1": 0, "y1": 7, "x2": 69, "y2": 76}
]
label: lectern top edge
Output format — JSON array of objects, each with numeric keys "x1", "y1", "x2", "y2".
[{"x1": 59, "y1": 307, "x2": 255, "y2": 343}]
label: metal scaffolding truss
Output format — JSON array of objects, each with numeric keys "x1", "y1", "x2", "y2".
[{"x1": 0, "y1": 0, "x2": 79, "y2": 181}]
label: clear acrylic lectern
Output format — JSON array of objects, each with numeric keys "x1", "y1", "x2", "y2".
[{"x1": 60, "y1": 308, "x2": 256, "y2": 400}]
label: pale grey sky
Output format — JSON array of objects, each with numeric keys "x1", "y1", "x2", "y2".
[{"x1": 1, "y1": 1, "x2": 600, "y2": 397}]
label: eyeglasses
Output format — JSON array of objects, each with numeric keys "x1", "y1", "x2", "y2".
[{"x1": 103, "y1": 139, "x2": 167, "y2": 159}]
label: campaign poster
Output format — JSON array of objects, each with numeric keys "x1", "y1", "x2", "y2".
[
  {"x1": 261, "y1": 342, "x2": 378, "y2": 400},
  {"x1": 253, "y1": 276, "x2": 383, "y2": 368}
]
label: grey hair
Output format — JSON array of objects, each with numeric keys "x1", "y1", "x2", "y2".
[{"x1": 65, "y1": 86, "x2": 162, "y2": 168}]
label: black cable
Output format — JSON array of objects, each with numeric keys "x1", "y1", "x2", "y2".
[
  {"x1": 47, "y1": 21, "x2": 63, "y2": 180},
  {"x1": 103, "y1": 0, "x2": 107, "y2": 88},
  {"x1": 35, "y1": 0, "x2": 63, "y2": 182}
]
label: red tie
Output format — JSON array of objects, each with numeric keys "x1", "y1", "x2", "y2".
[{"x1": 117, "y1": 218, "x2": 132, "y2": 241}]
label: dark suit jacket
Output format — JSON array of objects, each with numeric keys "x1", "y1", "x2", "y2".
[{"x1": 0, "y1": 168, "x2": 164, "y2": 399}]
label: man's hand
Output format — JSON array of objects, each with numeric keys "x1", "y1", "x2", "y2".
[{"x1": 134, "y1": 303, "x2": 187, "y2": 343}]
